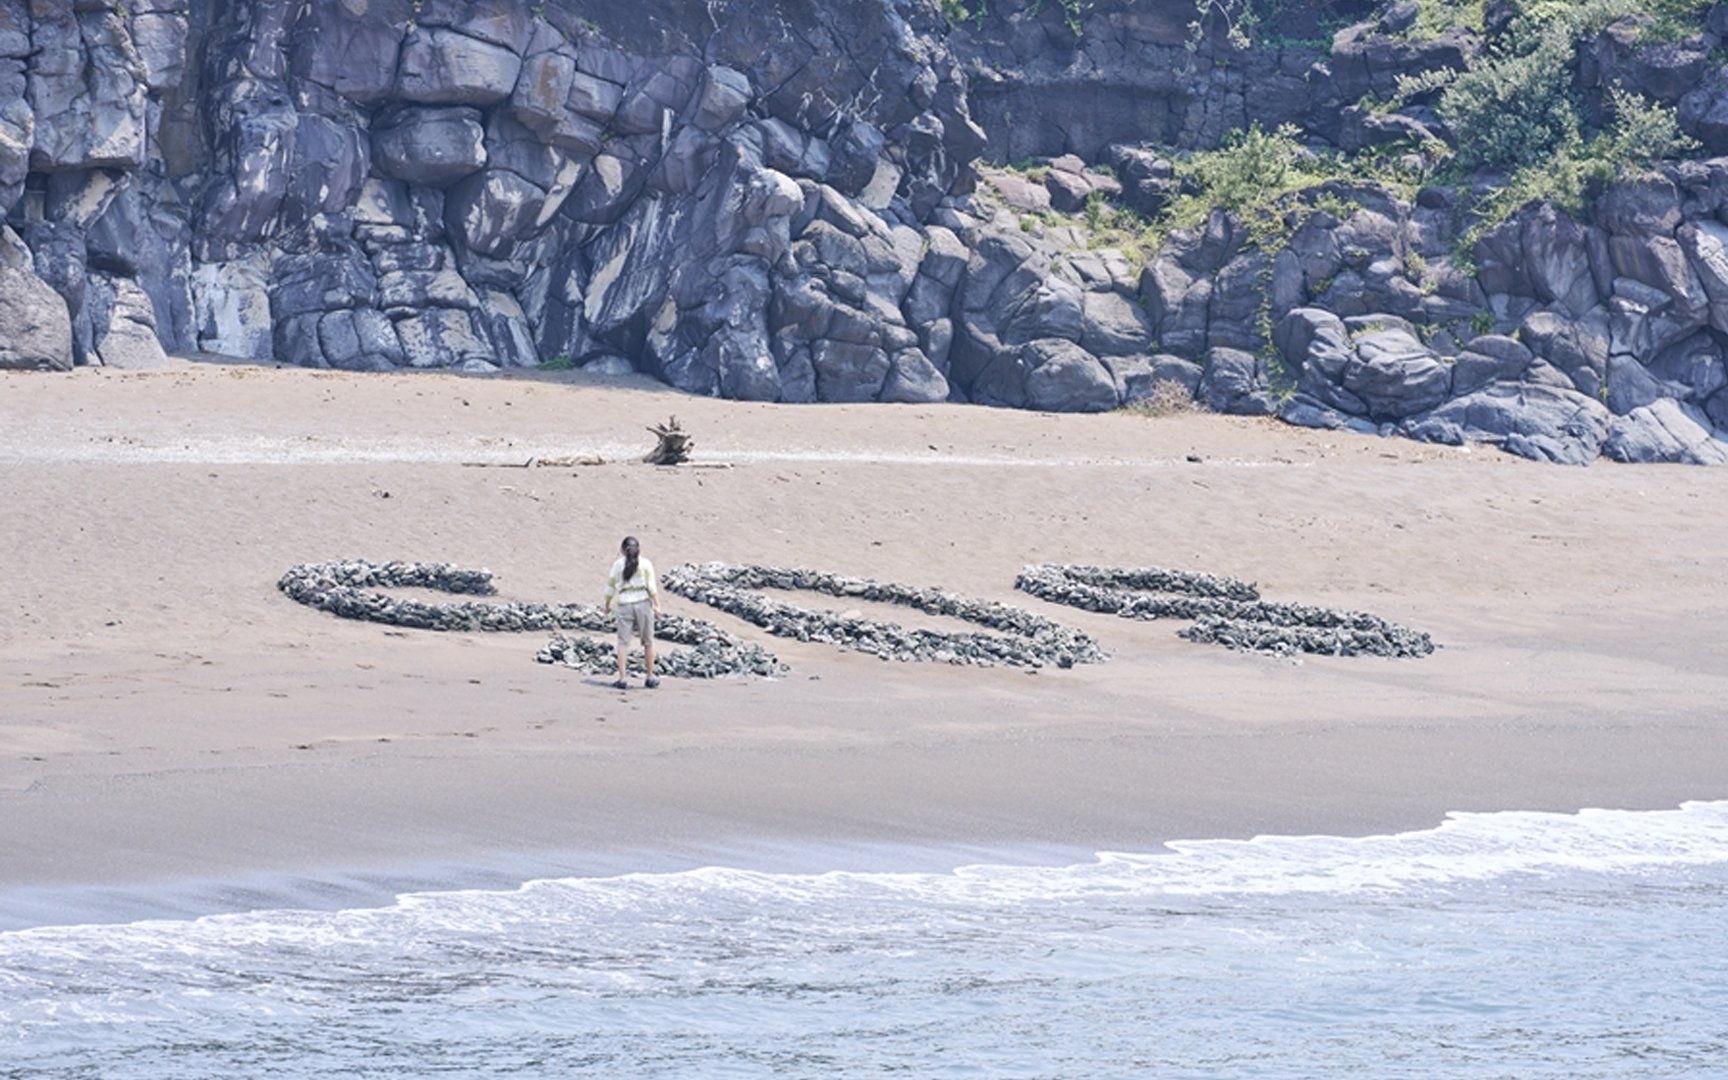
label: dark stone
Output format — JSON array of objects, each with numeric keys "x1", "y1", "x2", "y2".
[
  {"x1": 811, "y1": 339, "x2": 890, "y2": 402},
  {"x1": 397, "y1": 27, "x2": 523, "y2": 106},
  {"x1": 1451, "y1": 335, "x2": 1533, "y2": 395},
  {"x1": 1605, "y1": 353, "x2": 1672, "y2": 415},
  {"x1": 1603, "y1": 399, "x2": 1728, "y2": 464},
  {"x1": 1679, "y1": 65, "x2": 1728, "y2": 153},
  {"x1": 446, "y1": 168, "x2": 551, "y2": 257},
  {"x1": 288, "y1": 0, "x2": 409, "y2": 104},
  {"x1": 1648, "y1": 330, "x2": 1728, "y2": 400},
  {"x1": 1022, "y1": 338, "x2": 1118, "y2": 412},
  {"x1": 272, "y1": 251, "x2": 377, "y2": 318},
  {"x1": 281, "y1": 115, "x2": 368, "y2": 228},
  {"x1": 372, "y1": 107, "x2": 487, "y2": 187},
  {"x1": 1080, "y1": 289, "x2": 1155, "y2": 356},
  {"x1": 0, "y1": 264, "x2": 73, "y2": 371},
  {"x1": 1196, "y1": 347, "x2": 1272, "y2": 416},
  {"x1": 1343, "y1": 328, "x2": 1453, "y2": 420},
  {"x1": 1521, "y1": 309, "x2": 1612, "y2": 398},
  {"x1": 1404, "y1": 383, "x2": 1612, "y2": 465},
  {"x1": 880, "y1": 348, "x2": 950, "y2": 403},
  {"x1": 1596, "y1": 178, "x2": 1683, "y2": 236}
]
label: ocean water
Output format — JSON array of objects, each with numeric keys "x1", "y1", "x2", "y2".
[{"x1": 4, "y1": 803, "x2": 1727, "y2": 1079}]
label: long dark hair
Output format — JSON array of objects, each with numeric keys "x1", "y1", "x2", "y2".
[{"x1": 620, "y1": 536, "x2": 640, "y2": 583}]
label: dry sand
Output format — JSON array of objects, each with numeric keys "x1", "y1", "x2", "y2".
[{"x1": 4, "y1": 360, "x2": 1727, "y2": 923}]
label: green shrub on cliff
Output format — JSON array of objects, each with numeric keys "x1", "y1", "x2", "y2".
[
  {"x1": 940, "y1": 0, "x2": 1091, "y2": 36},
  {"x1": 1438, "y1": 26, "x2": 1579, "y2": 171},
  {"x1": 1462, "y1": 84, "x2": 1698, "y2": 246},
  {"x1": 1166, "y1": 123, "x2": 1318, "y2": 232}
]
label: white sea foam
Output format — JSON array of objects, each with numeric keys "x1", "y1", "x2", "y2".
[
  {"x1": 4, "y1": 802, "x2": 1724, "y2": 952},
  {"x1": 6, "y1": 804, "x2": 1727, "y2": 1079}
]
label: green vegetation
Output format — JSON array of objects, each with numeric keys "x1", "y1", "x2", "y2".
[
  {"x1": 1005, "y1": 159, "x2": 1050, "y2": 183},
  {"x1": 1434, "y1": 1, "x2": 1703, "y2": 243},
  {"x1": 1164, "y1": 124, "x2": 1319, "y2": 239},
  {"x1": 1166, "y1": 1, "x2": 1707, "y2": 254},
  {"x1": 942, "y1": 0, "x2": 1093, "y2": 36},
  {"x1": 976, "y1": 0, "x2": 1713, "y2": 372},
  {"x1": 1460, "y1": 84, "x2": 1697, "y2": 248},
  {"x1": 937, "y1": 0, "x2": 983, "y2": 26},
  {"x1": 538, "y1": 355, "x2": 578, "y2": 371},
  {"x1": 1439, "y1": 26, "x2": 1579, "y2": 171},
  {"x1": 1407, "y1": 0, "x2": 1488, "y2": 38}
]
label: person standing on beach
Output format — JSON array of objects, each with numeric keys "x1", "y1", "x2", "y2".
[{"x1": 603, "y1": 535, "x2": 661, "y2": 690}]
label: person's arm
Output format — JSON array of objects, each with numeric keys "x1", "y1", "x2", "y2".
[
  {"x1": 602, "y1": 561, "x2": 618, "y2": 614},
  {"x1": 646, "y1": 560, "x2": 661, "y2": 614}
]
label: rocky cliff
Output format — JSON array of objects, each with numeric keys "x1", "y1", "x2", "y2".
[{"x1": 5, "y1": 0, "x2": 1728, "y2": 465}]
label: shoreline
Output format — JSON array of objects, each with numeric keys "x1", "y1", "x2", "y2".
[{"x1": 5, "y1": 363, "x2": 1728, "y2": 928}]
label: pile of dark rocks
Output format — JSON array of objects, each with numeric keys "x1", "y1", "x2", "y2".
[
  {"x1": 535, "y1": 627, "x2": 784, "y2": 679},
  {"x1": 1015, "y1": 564, "x2": 1434, "y2": 660},
  {"x1": 661, "y1": 563, "x2": 1104, "y2": 669},
  {"x1": 278, "y1": 560, "x2": 783, "y2": 678}
]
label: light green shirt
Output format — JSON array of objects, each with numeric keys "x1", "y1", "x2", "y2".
[{"x1": 605, "y1": 557, "x2": 658, "y2": 607}]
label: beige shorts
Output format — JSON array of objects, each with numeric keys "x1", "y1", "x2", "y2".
[{"x1": 614, "y1": 600, "x2": 654, "y2": 647}]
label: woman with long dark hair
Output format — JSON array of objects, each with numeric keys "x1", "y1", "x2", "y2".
[{"x1": 602, "y1": 535, "x2": 661, "y2": 689}]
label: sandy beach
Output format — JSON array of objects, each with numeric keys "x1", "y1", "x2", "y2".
[{"x1": 4, "y1": 360, "x2": 1728, "y2": 924}]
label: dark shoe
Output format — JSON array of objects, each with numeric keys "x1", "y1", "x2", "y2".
[
  {"x1": 610, "y1": 679, "x2": 629, "y2": 690},
  {"x1": 644, "y1": 677, "x2": 661, "y2": 689}
]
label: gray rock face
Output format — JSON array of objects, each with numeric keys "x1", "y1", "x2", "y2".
[
  {"x1": 1604, "y1": 398, "x2": 1728, "y2": 465},
  {"x1": 1344, "y1": 328, "x2": 1453, "y2": 420},
  {"x1": 1197, "y1": 348, "x2": 1273, "y2": 416},
  {"x1": 94, "y1": 278, "x2": 171, "y2": 369},
  {"x1": 0, "y1": 264, "x2": 73, "y2": 371},
  {"x1": 1022, "y1": 338, "x2": 1118, "y2": 412},
  {"x1": 27, "y1": 9, "x2": 148, "y2": 171},
  {"x1": 1404, "y1": 383, "x2": 1613, "y2": 465},
  {"x1": 397, "y1": 27, "x2": 524, "y2": 106},
  {"x1": 3, "y1": 0, "x2": 1727, "y2": 466},
  {"x1": 373, "y1": 108, "x2": 488, "y2": 187},
  {"x1": 1276, "y1": 309, "x2": 1450, "y2": 420}
]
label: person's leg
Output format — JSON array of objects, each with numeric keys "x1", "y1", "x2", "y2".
[
  {"x1": 640, "y1": 605, "x2": 659, "y2": 687},
  {"x1": 613, "y1": 610, "x2": 630, "y2": 687}
]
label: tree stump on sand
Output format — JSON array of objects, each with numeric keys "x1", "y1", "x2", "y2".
[{"x1": 644, "y1": 416, "x2": 694, "y2": 465}]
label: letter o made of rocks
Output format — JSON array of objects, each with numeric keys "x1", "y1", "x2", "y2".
[
  {"x1": 659, "y1": 563, "x2": 1105, "y2": 670},
  {"x1": 1015, "y1": 564, "x2": 1434, "y2": 659}
]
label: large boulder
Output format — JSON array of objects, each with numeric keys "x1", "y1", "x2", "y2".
[
  {"x1": 1337, "y1": 327, "x2": 1453, "y2": 420},
  {"x1": 93, "y1": 278, "x2": 170, "y2": 369},
  {"x1": 396, "y1": 27, "x2": 524, "y2": 106},
  {"x1": 1603, "y1": 398, "x2": 1728, "y2": 464},
  {"x1": 1196, "y1": 347, "x2": 1273, "y2": 416},
  {"x1": 0, "y1": 264, "x2": 73, "y2": 371},
  {"x1": 288, "y1": 0, "x2": 409, "y2": 104},
  {"x1": 1276, "y1": 309, "x2": 1449, "y2": 420},
  {"x1": 26, "y1": 9, "x2": 147, "y2": 171},
  {"x1": 880, "y1": 348, "x2": 950, "y2": 403},
  {"x1": 1678, "y1": 63, "x2": 1728, "y2": 153},
  {"x1": 372, "y1": 107, "x2": 488, "y2": 187},
  {"x1": 1451, "y1": 335, "x2": 1533, "y2": 395},
  {"x1": 1404, "y1": 383, "x2": 1613, "y2": 465},
  {"x1": 1277, "y1": 307, "x2": 1368, "y2": 414},
  {"x1": 1022, "y1": 338, "x2": 1118, "y2": 412}
]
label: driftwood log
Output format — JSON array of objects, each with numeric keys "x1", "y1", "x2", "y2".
[{"x1": 644, "y1": 416, "x2": 694, "y2": 465}]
